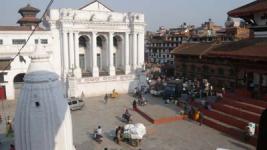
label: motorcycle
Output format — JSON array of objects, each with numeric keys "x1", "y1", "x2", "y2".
[
  {"x1": 122, "y1": 113, "x2": 132, "y2": 123},
  {"x1": 138, "y1": 98, "x2": 147, "y2": 106}
]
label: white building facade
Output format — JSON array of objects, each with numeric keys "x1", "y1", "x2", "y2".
[{"x1": 0, "y1": 1, "x2": 145, "y2": 100}]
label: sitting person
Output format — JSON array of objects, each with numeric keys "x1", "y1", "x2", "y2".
[{"x1": 112, "y1": 89, "x2": 119, "y2": 97}]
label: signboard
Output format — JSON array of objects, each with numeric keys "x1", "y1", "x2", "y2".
[{"x1": 79, "y1": 75, "x2": 137, "y2": 83}]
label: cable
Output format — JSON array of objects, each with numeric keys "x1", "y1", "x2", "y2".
[{"x1": 0, "y1": 0, "x2": 55, "y2": 73}]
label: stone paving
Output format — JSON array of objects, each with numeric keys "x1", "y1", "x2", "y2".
[
  {"x1": 0, "y1": 94, "x2": 256, "y2": 150},
  {"x1": 137, "y1": 94, "x2": 183, "y2": 119}
]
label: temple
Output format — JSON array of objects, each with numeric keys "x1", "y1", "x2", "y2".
[
  {"x1": 14, "y1": 47, "x2": 75, "y2": 150},
  {"x1": 172, "y1": 0, "x2": 267, "y2": 100}
]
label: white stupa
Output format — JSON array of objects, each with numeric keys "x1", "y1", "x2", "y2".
[{"x1": 14, "y1": 46, "x2": 75, "y2": 150}]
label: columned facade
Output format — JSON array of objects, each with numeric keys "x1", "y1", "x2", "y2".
[
  {"x1": 0, "y1": 1, "x2": 146, "y2": 100},
  {"x1": 43, "y1": 1, "x2": 146, "y2": 97},
  {"x1": 54, "y1": 30, "x2": 144, "y2": 78}
]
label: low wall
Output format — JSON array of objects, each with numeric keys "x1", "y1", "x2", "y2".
[{"x1": 75, "y1": 74, "x2": 139, "y2": 97}]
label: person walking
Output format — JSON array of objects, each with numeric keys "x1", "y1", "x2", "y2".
[
  {"x1": 133, "y1": 99, "x2": 137, "y2": 111},
  {"x1": 104, "y1": 94, "x2": 108, "y2": 104},
  {"x1": 199, "y1": 111, "x2": 204, "y2": 126}
]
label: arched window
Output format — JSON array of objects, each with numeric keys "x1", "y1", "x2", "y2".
[
  {"x1": 97, "y1": 37, "x2": 103, "y2": 47},
  {"x1": 113, "y1": 37, "x2": 118, "y2": 47},
  {"x1": 14, "y1": 73, "x2": 25, "y2": 83}
]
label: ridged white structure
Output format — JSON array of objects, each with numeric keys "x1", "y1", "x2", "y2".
[{"x1": 14, "y1": 49, "x2": 75, "y2": 150}]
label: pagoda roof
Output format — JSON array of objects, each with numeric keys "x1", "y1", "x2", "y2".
[
  {"x1": 228, "y1": 0, "x2": 267, "y2": 17},
  {"x1": 17, "y1": 16, "x2": 41, "y2": 24},
  {"x1": 18, "y1": 4, "x2": 40, "y2": 13}
]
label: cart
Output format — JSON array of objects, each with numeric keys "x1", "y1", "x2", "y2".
[{"x1": 122, "y1": 123, "x2": 146, "y2": 147}]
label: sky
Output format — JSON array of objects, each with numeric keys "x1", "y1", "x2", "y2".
[{"x1": 0, "y1": 0, "x2": 254, "y2": 31}]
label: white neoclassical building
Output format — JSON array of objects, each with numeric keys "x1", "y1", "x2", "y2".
[{"x1": 0, "y1": 0, "x2": 146, "y2": 100}]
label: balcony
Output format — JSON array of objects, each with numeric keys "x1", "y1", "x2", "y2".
[{"x1": 0, "y1": 44, "x2": 53, "y2": 56}]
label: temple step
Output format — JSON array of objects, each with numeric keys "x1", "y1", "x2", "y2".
[
  {"x1": 203, "y1": 116, "x2": 257, "y2": 146},
  {"x1": 202, "y1": 109, "x2": 247, "y2": 130},
  {"x1": 213, "y1": 103, "x2": 260, "y2": 123},
  {"x1": 222, "y1": 98, "x2": 264, "y2": 114}
]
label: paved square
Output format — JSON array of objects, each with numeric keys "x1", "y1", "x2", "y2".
[{"x1": 0, "y1": 94, "x2": 255, "y2": 150}]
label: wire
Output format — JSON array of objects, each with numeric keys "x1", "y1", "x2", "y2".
[{"x1": 0, "y1": 0, "x2": 55, "y2": 73}]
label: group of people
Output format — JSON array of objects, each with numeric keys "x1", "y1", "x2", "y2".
[{"x1": 93, "y1": 109, "x2": 132, "y2": 144}]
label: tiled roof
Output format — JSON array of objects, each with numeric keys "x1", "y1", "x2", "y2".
[
  {"x1": 172, "y1": 38, "x2": 267, "y2": 60},
  {"x1": 228, "y1": 0, "x2": 267, "y2": 17},
  {"x1": 171, "y1": 42, "x2": 216, "y2": 56},
  {"x1": 0, "y1": 26, "x2": 45, "y2": 31},
  {"x1": 208, "y1": 38, "x2": 267, "y2": 59}
]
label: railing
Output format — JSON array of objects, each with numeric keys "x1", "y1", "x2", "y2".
[{"x1": 0, "y1": 45, "x2": 53, "y2": 55}]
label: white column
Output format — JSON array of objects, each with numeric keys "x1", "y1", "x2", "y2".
[
  {"x1": 124, "y1": 32, "x2": 131, "y2": 74},
  {"x1": 108, "y1": 32, "x2": 115, "y2": 76},
  {"x1": 138, "y1": 33, "x2": 145, "y2": 67},
  {"x1": 5, "y1": 82, "x2": 15, "y2": 100},
  {"x1": 132, "y1": 33, "x2": 137, "y2": 71},
  {"x1": 69, "y1": 32, "x2": 75, "y2": 69},
  {"x1": 74, "y1": 32, "x2": 81, "y2": 78},
  {"x1": 91, "y1": 32, "x2": 99, "y2": 77},
  {"x1": 63, "y1": 32, "x2": 69, "y2": 76}
]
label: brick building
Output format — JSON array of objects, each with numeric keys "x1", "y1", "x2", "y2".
[{"x1": 172, "y1": 0, "x2": 267, "y2": 100}]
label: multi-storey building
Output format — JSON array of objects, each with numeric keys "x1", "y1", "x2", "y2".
[
  {"x1": 145, "y1": 26, "x2": 191, "y2": 65},
  {"x1": 0, "y1": 0, "x2": 146, "y2": 100}
]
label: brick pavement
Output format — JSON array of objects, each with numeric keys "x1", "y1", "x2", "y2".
[{"x1": 0, "y1": 94, "x2": 256, "y2": 150}]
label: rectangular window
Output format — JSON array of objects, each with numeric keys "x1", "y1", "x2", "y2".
[
  {"x1": 0, "y1": 39, "x2": 3, "y2": 45},
  {"x1": 35, "y1": 39, "x2": 39, "y2": 44},
  {"x1": 113, "y1": 53, "x2": 116, "y2": 67},
  {"x1": 97, "y1": 54, "x2": 101, "y2": 69},
  {"x1": 79, "y1": 54, "x2": 85, "y2": 71},
  {"x1": 12, "y1": 39, "x2": 26, "y2": 45},
  {"x1": 41, "y1": 39, "x2": 48, "y2": 44},
  {"x1": 0, "y1": 74, "x2": 4, "y2": 83}
]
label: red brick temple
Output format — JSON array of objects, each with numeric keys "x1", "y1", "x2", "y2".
[{"x1": 173, "y1": 0, "x2": 267, "y2": 100}]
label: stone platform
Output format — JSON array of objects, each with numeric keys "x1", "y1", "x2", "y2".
[{"x1": 135, "y1": 95, "x2": 186, "y2": 125}]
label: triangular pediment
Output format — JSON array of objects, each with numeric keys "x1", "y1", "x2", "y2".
[{"x1": 79, "y1": 0, "x2": 112, "y2": 12}]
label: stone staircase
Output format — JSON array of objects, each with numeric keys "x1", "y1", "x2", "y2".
[{"x1": 201, "y1": 93, "x2": 267, "y2": 146}]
